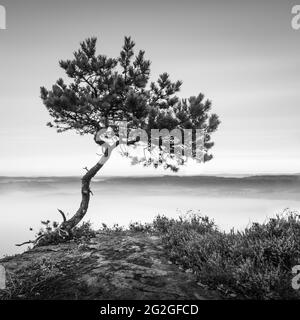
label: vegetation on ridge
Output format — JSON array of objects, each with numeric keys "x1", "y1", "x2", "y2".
[{"x1": 1, "y1": 210, "x2": 300, "y2": 300}]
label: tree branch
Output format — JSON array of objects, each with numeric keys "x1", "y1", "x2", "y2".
[{"x1": 57, "y1": 209, "x2": 67, "y2": 223}]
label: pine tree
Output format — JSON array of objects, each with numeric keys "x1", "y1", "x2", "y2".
[{"x1": 40, "y1": 37, "x2": 220, "y2": 232}]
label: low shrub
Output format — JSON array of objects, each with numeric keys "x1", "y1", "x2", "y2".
[
  {"x1": 0, "y1": 257, "x2": 67, "y2": 299},
  {"x1": 128, "y1": 221, "x2": 153, "y2": 232},
  {"x1": 153, "y1": 210, "x2": 300, "y2": 299},
  {"x1": 34, "y1": 220, "x2": 96, "y2": 247}
]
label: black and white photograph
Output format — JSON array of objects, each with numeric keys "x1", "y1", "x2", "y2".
[{"x1": 0, "y1": 0, "x2": 300, "y2": 312}]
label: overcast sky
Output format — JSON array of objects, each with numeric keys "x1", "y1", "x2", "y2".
[{"x1": 0, "y1": 0, "x2": 299, "y2": 176}]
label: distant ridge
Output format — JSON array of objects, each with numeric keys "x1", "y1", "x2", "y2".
[
  {"x1": 1, "y1": 174, "x2": 299, "y2": 188},
  {"x1": 0, "y1": 173, "x2": 299, "y2": 180}
]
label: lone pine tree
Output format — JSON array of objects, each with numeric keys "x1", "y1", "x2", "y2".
[{"x1": 40, "y1": 36, "x2": 220, "y2": 233}]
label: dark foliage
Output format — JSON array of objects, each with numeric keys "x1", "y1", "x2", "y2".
[{"x1": 41, "y1": 36, "x2": 220, "y2": 170}]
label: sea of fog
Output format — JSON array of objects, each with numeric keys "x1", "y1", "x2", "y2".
[{"x1": 0, "y1": 175, "x2": 300, "y2": 257}]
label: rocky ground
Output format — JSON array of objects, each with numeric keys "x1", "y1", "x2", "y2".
[{"x1": 0, "y1": 231, "x2": 221, "y2": 300}]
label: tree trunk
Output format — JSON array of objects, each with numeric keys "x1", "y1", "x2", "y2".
[
  {"x1": 60, "y1": 134, "x2": 138, "y2": 231},
  {"x1": 61, "y1": 152, "x2": 110, "y2": 231}
]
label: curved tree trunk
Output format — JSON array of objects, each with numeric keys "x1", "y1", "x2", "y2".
[
  {"x1": 61, "y1": 152, "x2": 110, "y2": 231},
  {"x1": 60, "y1": 135, "x2": 137, "y2": 232}
]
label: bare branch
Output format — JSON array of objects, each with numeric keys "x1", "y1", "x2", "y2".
[
  {"x1": 57, "y1": 209, "x2": 67, "y2": 223},
  {"x1": 15, "y1": 240, "x2": 35, "y2": 247},
  {"x1": 15, "y1": 234, "x2": 44, "y2": 247}
]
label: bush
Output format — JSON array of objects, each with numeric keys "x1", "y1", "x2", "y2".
[
  {"x1": 34, "y1": 220, "x2": 96, "y2": 247},
  {"x1": 153, "y1": 210, "x2": 300, "y2": 299},
  {"x1": 128, "y1": 221, "x2": 153, "y2": 232},
  {"x1": 100, "y1": 223, "x2": 124, "y2": 233},
  {"x1": 0, "y1": 257, "x2": 66, "y2": 299},
  {"x1": 71, "y1": 221, "x2": 97, "y2": 240}
]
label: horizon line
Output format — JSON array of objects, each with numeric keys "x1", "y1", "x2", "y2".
[{"x1": 0, "y1": 173, "x2": 299, "y2": 179}]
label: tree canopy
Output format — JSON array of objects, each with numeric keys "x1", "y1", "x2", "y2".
[{"x1": 41, "y1": 37, "x2": 220, "y2": 171}]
